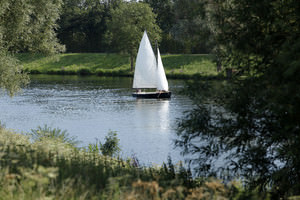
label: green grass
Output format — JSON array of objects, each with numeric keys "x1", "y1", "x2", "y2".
[
  {"x1": 17, "y1": 53, "x2": 131, "y2": 76},
  {"x1": 0, "y1": 124, "x2": 262, "y2": 199},
  {"x1": 16, "y1": 53, "x2": 219, "y2": 79},
  {"x1": 163, "y1": 54, "x2": 218, "y2": 78}
]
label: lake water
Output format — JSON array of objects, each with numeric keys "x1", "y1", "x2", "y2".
[{"x1": 0, "y1": 75, "x2": 193, "y2": 165}]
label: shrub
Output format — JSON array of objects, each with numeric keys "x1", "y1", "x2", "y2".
[
  {"x1": 78, "y1": 68, "x2": 92, "y2": 75},
  {"x1": 28, "y1": 125, "x2": 78, "y2": 147},
  {"x1": 100, "y1": 131, "x2": 121, "y2": 157},
  {"x1": 88, "y1": 131, "x2": 121, "y2": 157}
]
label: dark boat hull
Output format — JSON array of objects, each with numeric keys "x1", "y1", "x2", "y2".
[{"x1": 132, "y1": 91, "x2": 171, "y2": 99}]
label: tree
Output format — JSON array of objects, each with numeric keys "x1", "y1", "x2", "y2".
[
  {"x1": 0, "y1": 52, "x2": 29, "y2": 96},
  {"x1": 1, "y1": 0, "x2": 65, "y2": 54},
  {"x1": 56, "y1": 0, "x2": 86, "y2": 52},
  {"x1": 144, "y1": 0, "x2": 174, "y2": 33},
  {"x1": 100, "y1": 131, "x2": 121, "y2": 157},
  {"x1": 87, "y1": 131, "x2": 121, "y2": 157},
  {"x1": 57, "y1": 0, "x2": 121, "y2": 52},
  {"x1": 171, "y1": 0, "x2": 213, "y2": 53},
  {"x1": 144, "y1": 0, "x2": 182, "y2": 53},
  {"x1": 105, "y1": 1, "x2": 161, "y2": 71},
  {"x1": 176, "y1": 0, "x2": 300, "y2": 198},
  {"x1": 145, "y1": 0, "x2": 214, "y2": 53},
  {"x1": 0, "y1": 0, "x2": 64, "y2": 95}
]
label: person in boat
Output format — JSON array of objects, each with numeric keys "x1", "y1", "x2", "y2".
[
  {"x1": 157, "y1": 90, "x2": 167, "y2": 93},
  {"x1": 136, "y1": 89, "x2": 141, "y2": 93}
]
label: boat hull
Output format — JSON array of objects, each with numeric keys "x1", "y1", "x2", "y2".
[{"x1": 132, "y1": 91, "x2": 171, "y2": 99}]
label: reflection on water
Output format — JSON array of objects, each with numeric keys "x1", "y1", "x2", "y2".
[
  {"x1": 0, "y1": 75, "x2": 192, "y2": 165},
  {"x1": 135, "y1": 99, "x2": 170, "y2": 133}
]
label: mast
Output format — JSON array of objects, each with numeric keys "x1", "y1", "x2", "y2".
[{"x1": 155, "y1": 40, "x2": 158, "y2": 63}]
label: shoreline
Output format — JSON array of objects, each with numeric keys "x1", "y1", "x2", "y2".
[{"x1": 18, "y1": 53, "x2": 223, "y2": 80}]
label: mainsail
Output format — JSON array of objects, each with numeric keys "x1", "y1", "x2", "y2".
[{"x1": 132, "y1": 31, "x2": 157, "y2": 89}]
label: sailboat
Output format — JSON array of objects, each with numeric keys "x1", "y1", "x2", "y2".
[{"x1": 132, "y1": 31, "x2": 171, "y2": 98}]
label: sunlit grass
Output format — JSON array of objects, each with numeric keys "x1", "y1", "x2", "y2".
[
  {"x1": 162, "y1": 54, "x2": 218, "y2": 77},
  {"x1": 17, "y1": 53, "x2": 218, "y2": 78}
]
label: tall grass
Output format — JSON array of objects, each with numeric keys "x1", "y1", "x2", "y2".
[
  {"x1": 0, "y1": 124, "x2": 269, "y2": 199},
  {"x1": 16, "y1": 53, "x2": 219, "y2": 79}
]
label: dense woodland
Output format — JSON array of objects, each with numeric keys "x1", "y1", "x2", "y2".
[
  {"x1": 0, "y1": 0, "x2": 300, "y2": 198},
  {"x1": 57, "y1": 0, "x2": 212, "y2": 54}
]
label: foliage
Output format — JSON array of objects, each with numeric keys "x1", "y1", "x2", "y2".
[
  {"x1": 0, "y1": 51, "x2": 29, "y2": 96},
  {"x1": 88, "y1": 131, "x2": 121, "y2": 157},
  {"x1": 176, "y1": 0, "x2": 300, "y2": 198},
  {"x1": 0, "y1": 125, "x2": 268, "y2": 199},
  {"x1": 143, "y1": 0, "x2": 182, "y2": 53},
  {"x1": 100, "y1": 131, "x2": 121, "y2": 157},
  {"x1": 0, "y1": 0, "x2": 65, "y2": 96},
  {"x1": 105, "y1": 1, "x2": 161, "y2": 70},
  {"x1": 28, "y1": 125, "x2": 78, "y2": 147},
  {"x1": 144, "y1": 0, "x2": 174, "y2": 33},
  {"x1": 56, "y1": 0, "x2": 216, "y2": 54},
  {"x1": 170, "y1": 0, "x2": 213, "y2": 54},
  {"x1": 0, "y1": 0, "x2": 65, "y2": 54},
  {"x1": 57, "y1": 0, "x2": 121, "y2": 53}
]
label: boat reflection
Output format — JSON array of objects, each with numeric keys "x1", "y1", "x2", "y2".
[{"x1": 134, "y1": 99, "x2": 170, "y2": 133}]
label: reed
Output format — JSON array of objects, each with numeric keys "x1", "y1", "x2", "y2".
[{"x1": 0, "y1": 124, "x2": 268, "y2": 199}]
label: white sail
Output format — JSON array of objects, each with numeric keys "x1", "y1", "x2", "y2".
[
  {"x1": 156, "y1": 48, "x2": 169, "y2": 91},
  {"x1": 133, "y1": 31, "x2": 157, "y2": 89}
]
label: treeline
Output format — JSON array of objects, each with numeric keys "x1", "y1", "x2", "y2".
[{"x1": 57, "y1": 0, "x2": 213, "y2": 54}]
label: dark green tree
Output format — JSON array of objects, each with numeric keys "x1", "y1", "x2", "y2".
[
  {"x1": 57, "y1": 0, "x2": 121, "y2": 52},
  {"x1": 176, "y1": 0, "x2": 300, "y2": 198},
  {"x1": 56, "y1": 0, "x2": 86, "y2": 52},
  {"x1": 144, "y1": 0, "x2": 183, "y2": 53},
  {"x1": 1, "y1": 0, "x2": 65, "y2": 54},
  {"x1": 171, "y1": 0, "x2": 213, "y2": 53},
  {"x1": 0, "y1": 51, "x2": 29, "y2": 96},
  {"x1": 105, "y1": 1, "x2": 161, "y2": 71},
  {"x1": 144, "y1": 0, "x2": 174, "y2": 33},
  {"x1": 0, "y1": 0, "x2": 64, "y2": 95}
]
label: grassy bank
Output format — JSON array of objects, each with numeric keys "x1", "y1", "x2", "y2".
[
  {"x1": 17, "y1": 53, "x2": 219, "y2": 79},
  {"x1": 0, "y1": 125, "x2": 264, "y2": 199}
]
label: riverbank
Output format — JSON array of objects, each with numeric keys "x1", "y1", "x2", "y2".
[
  {"x1": 0, "y1": 125, "x2": 248, "y2": 199},
  {"x1": 17, "y1": 53, "x2": 220, "y2": 79}
]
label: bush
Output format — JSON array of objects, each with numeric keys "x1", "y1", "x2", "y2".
[
  {"x1": 100, "y1": 131, "x2": 121, "y2": 157},
  {"x1": 78, "y1": 68, "x2": 92, "y2": 75},
  {"x1": 0, "y1": 125, "x2": 275, "y2": 199},
  {"x1": 88, "y1": 131, "x2": 121, "y2": 157},
  {"x1": 28, "y1": 125, "x2": 78, "y2": 147}
]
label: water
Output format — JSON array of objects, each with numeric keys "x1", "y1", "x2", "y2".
[{"x1": 0, "y1": 75, "x2": 192, "y2": 165}]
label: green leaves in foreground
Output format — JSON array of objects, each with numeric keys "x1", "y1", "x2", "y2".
[
  {"x1": 0, "y1": 51, "x2": 29, "y2": 96},
  {"x1": 88, "y1": 130, "x2": 121, "y2": 157},
  {"x1": 0, "y1": 124, "x2": 276, "y2": 199},
  {"x1": 176, "y1": 0, "x2": 300, "y2": 198},
  {"x1": 29, "y1": 125, "x2": 78, "y2": 147},
  {"x1": 0, "y1": 0, "x2": 65, "y2": 96}
]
